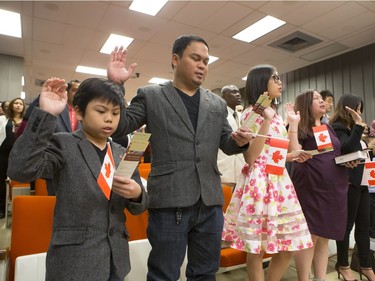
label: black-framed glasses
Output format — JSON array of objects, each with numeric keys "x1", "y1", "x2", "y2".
[{"x1": 270, "y1": 75, "x2": 281, "y2": 84}]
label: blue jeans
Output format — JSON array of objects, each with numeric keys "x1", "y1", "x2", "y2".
[{"x1": 146, "y1": 199, "x2": 223, "y2": 281}]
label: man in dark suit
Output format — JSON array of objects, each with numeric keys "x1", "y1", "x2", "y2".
[{"x1": 108, "y1": 35, "x2": 252, "y2": 280}]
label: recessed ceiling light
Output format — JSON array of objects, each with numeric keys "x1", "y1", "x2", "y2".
[
  {"x1": 233, "y1": 15, "x2": 285, "y2": 43},
  {"x1": 0, "y1": 9, "x2": 22, "y2": 38},
  {"x1": 148, "y1": 77, "x2": 170, "y2": 84},
  {"x1": 76, "y1": 66, "x2": 107, "y2": 76},
  {"x1": 129, "y1": 0, "x2": 168, "y2": 16},
  {"x1": 100, "y1": 34, "x2": 134, "y2": 54},
  {"x1": 209, "y1": 55, "x2": 219, "y2": 65}
]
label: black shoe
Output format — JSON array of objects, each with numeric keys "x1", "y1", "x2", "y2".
[{"x1": 0, "y1": 210, "x2": 5, "y2": 219}]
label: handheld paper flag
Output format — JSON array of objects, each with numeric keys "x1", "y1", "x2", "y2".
[
  {"x1": 312, "y1": 124, "x2": 333, "y2": 150},
  {"x1": 97, "y1": 143, "x2": 115, "y2": 200},
  {"x1": 362, "y1": 161, "x2": 375, "y2": 186},
  {"x1": 265, "y1": 138, "x2": 289, "y2": 176}
]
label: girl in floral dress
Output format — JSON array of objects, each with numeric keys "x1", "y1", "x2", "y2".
[{"x1": 222, "y1": 65, "x2": 313, "y2": 281}]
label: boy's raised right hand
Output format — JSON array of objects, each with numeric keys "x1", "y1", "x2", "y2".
[{"x1": 40, "y1": 78, "x2": 68, "y2": 116}]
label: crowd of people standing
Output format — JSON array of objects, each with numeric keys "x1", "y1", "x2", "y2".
[{"x1": 1, "y1": 34, "x2": 375, "y2": 281}]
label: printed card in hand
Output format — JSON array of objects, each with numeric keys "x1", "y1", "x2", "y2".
[
  {"x1": 241, "y1": 94, "x2": 272, "y2": 129},
  {"x1": 115, "y1": 132, "x2": 151, "y2": 178}
]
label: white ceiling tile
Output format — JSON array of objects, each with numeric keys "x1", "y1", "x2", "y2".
[{"x1": 0, "y1": 0, "x2": 374, "y2": 102}]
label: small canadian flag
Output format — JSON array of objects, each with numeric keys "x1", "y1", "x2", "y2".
[
  {"x1": 361, "y1": 161, "x2": 375, "y2": 186},
  {"x1": 97, "y1": 143, "x2": 115, "y2": 200},
  {"x1": 312, "y1": 124, "x2": 333, "y2": 150},
  {"x1": 265, "y1": 138, "x2": 290, "y2": 176}
]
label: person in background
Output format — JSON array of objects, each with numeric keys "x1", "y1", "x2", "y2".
[
  {"x1": 0, "y1": 97, "x2": 26, "y2": 218},
  {"x1": 217, "y1": 84, "x2": 245, "y2": 189},
  {"x1": 108, "y1": 35, "x2": 253, "y2": 280},
  {"x1": 222, "y1": 64, "x2": 313, "y2": 281},
  {"x1": 1, "y1": 101, "x2": 10, "y2": 117},
  {"x1": 292, "y1": 90, "x2": 355, "y2": 281},
  {"x1": 0, "y1": 102, "x2": 4, "y2": 116},
  {"x1": 8, "y1": 77, "x2": 148, "y2": 281},
  {"x1": 330, "y1": 94, "x2": 375, "y2": 281},
  {"x1": 369, "y1": 120, "x2": 375, "y2": 137},
  {"x1": 320, "y1": 89, "x2": 334, "y2": 124}
]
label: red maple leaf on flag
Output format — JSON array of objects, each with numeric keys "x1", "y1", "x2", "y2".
[
  {"x1": 272, "y1": 150, "x2": 284, "y2": 164},
  {"x1": 319, "y1": 133, "x2": 327, "y2": 143},
  {"x1": 370, "y1": 170, "x2": 375, "y2": 179},
  {"x1": 104, "y1": 162, "x2": 111, "y2": 178}
]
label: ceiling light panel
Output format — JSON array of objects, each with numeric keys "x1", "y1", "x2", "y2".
[
  {"x1": 100, "y1": 34, "x2": 134, "y2": 54},
  {"x1": 129, "y1": 0, "x2": 168, "y2": 16},
  {"x1": 148, "y1": 77, "x2": 170, "y2": 84},
  {"x1": 76, "y1": 66, "x2": 107, "y2": 76},
  {"x1": 0, "y1": 9, "x2": 22, "y2": 38},
  {"x1": 233, "y1": 15, "x2": 285, "y2": 43}
]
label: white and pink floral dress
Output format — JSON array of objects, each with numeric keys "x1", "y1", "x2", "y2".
[{"x1": 222, "y1": 107, "x2": 313, "y2": 254}]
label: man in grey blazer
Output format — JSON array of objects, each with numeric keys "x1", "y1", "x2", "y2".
[{"x1": 108, "y1": 35, "x2": 253, "y2": 280}]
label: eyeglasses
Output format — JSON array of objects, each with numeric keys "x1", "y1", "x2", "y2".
[{"x1": 270, "y1": 75, "x2": 281, "y2": 84}]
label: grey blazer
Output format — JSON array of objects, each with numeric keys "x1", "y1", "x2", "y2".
[
  {"x1": 117, "y1": 81, "x2": 248, "y2": 208},
  {"x1": 8, "y1": 108, "x2": 148, "y2": 281}
]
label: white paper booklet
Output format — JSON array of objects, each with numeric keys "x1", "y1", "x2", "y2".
[
  {"x1": 115, "y1": 132, "x2": 151, "y2": 177},
  {"x1": 334, "y1": 150, "x2": 369, "y2": 164}
]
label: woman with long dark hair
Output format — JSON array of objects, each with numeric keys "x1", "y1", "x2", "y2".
[
  {"x1": 331, "y1": 94, "x2": 375, "y2": 281},
  {"x1": 0, "y1": 97, "x2": 26, "y2": 218},
  {"x1": 292, "y1": 90, "x2": 352, "y2": 281},
  {"x1": 222, "y1": 65, "x2": 313, "y2": 281}
]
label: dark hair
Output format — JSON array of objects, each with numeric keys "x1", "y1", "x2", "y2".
[
  {"x1": 294, "y1": 89, "x2": 316, "y2": 140},
  {"x1": 1, "y1": 101, "x2": 8, "y2": 112},
  {"x1": 320, "y1": 89, "x2": 334, "y2": 101},
  {"x1": 243, "y1": 64, "x2": 277, "y2": 108},
  {"x1": 7, "y1": 98, "x2": 26, "y2": 119},
  {"x1": 171, "y1": 35, "x2": 209, "y2": 69},
  {"x1": 73, "y1": 78, "x2": 124, "y2": 116},
  {"x1": 66, "y1": 79, "x2": 81, "y2": 92},
  {"x1": 329, "y1": 94, "x2": 363, "y2": 130}
]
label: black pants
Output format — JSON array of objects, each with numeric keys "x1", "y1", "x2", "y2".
[
  {"x1": 0, "y1": 153, "x2": 9, "y2": 212},
  {"x1": 370, "y1": 193, "x2": 375, "y2": 238},
  {"x1": 337, "y1": 184, "x2": 372, "y2": 268}
]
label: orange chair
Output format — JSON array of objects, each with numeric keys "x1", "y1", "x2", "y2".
[
  {"x1": 124, "y1": 209, "x2": 149, "y2": 241},
  {"x1": 221, "y1": 185, "x2": 232, "y2": 213},
  {"x1": 5, "y1": 179, "x2": 31, "y2": 227},
  {"x1": 34, "y1": 178, "x2": 48, "y2": 196},
  {"x1": 9, "y1": 196, "x2": 56, "y2": 281},
  {"x1": 138, "y1": 163, "x2": 151, "y2": 180},
  {"x1": 219, "y1": 185, "x2": 272, "y2": 273}
]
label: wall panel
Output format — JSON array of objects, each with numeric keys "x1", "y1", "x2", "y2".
[{"x1": 281, "y1": 43, "x2": 375, "y2": 124}]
